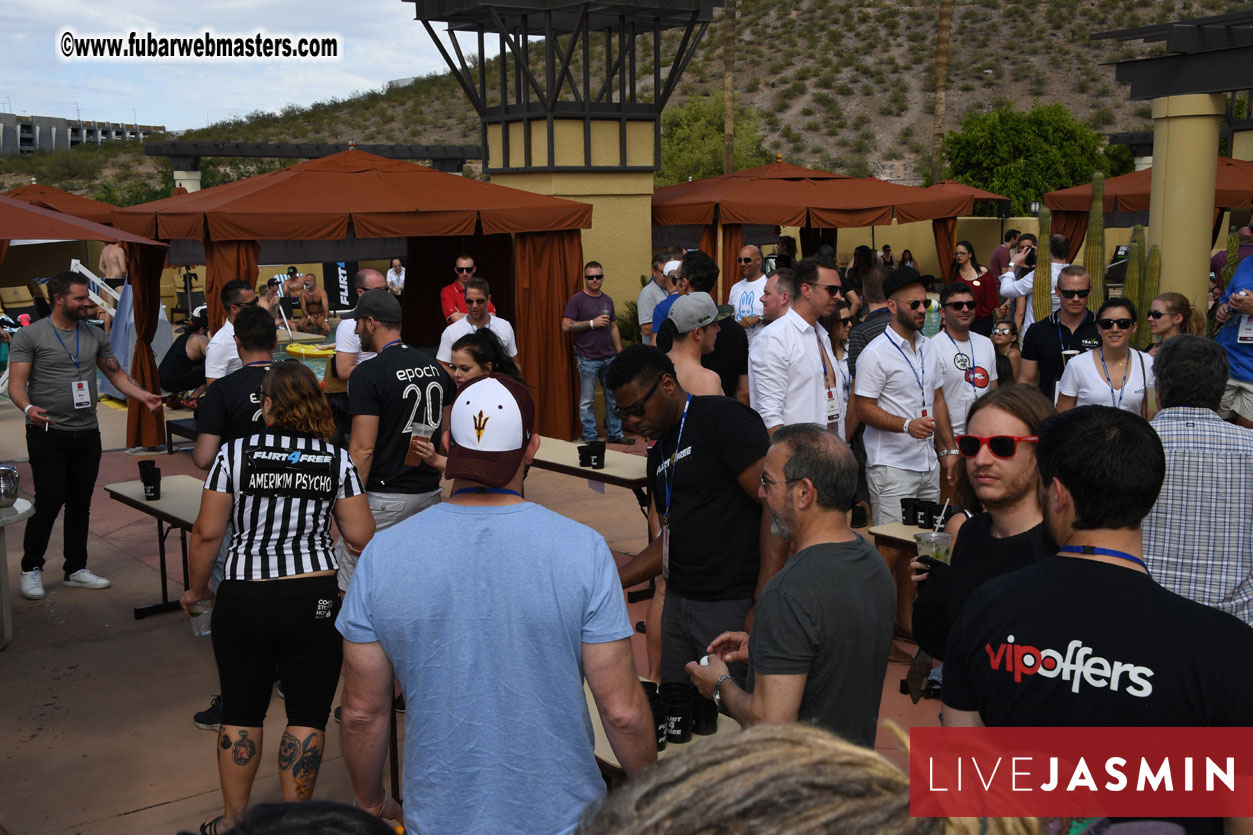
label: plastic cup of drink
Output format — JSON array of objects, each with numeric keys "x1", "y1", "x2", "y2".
[
  {"x1": 1061, "y1": 349, "x2": 1080, "y2": 367},
  {"x1": 189, "y1": 600, "x2": 213, "y2": 637},
  {"x1": 914, "y1": 532, "x2": 953, "y2": 564}
]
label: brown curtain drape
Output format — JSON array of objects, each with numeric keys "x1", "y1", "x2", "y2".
[
  {"x1": 125, "y1": 243, "x2": 168, "y2": 448},
  {"x1": 0, "y1": 239, "x2": 8, "y2": 273},
  {"x1": 719, "y1": 223, "x2": 743, "y2": 302},
  {"x1": 204, "y1": 240, "x2": 260, "y2": 330},
  {"x1": 514, "y1": 229, "x2": 584, "y2": 439},
  {"x1": 698, "y1": 224, "x2": 717, "y2": 261},
  {"x1": 402, "y1": 231, "x2": 514, "y2": 351},
  {"x1": 932, "y1": 217, "x2": 958, "y2": 284},
  {"x1": 1052, "y1": 211, "x2": 1088, "y2": 264}
]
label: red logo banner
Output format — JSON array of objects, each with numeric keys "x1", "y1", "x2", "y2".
[{"x1": 910, "y1": 727, "x2": 1253, "y2": 818}]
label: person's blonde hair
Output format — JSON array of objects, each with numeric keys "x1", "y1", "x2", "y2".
[
  {"x1": 577, "y1": 723, "x2": 1038, "y2": 835},
  {"x1": 1153, "y1": 291, "x2": 1205, "y2": 336},
  {"x1": 260, "y1": 362, "x2": 336, "y2": 440}
]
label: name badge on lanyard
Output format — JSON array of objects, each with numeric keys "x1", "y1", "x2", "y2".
[
  {"x1": 71, "y1": 380, "x2": 91, "y2": 409},
  {"x1": 825, "y1": 386, "x2": 840, "y2": 427},
  {"x1": 1239, "y1": 314, "x2": 1253, "y2": 344}
]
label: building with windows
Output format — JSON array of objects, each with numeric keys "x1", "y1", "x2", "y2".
[{"x1": 0, "y1": 112, "x2": 164, "y2": 155}]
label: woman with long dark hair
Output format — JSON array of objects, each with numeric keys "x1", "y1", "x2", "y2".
[
  {"x1": 1056, "y1": 297, "x2": 1155, "y2": 417},
  {"x1": 950, "y1": 240, "x2": 997, "y2": 336},
  {"x1": 181, "y1": 362, "x2": 375, "y2": 834}
]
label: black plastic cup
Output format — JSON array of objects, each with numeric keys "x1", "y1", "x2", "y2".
[
  {"x1": 141, "y1": 468, "x2": 162, "y2": 501},
  {"x1": 914, "y1": 500, "x2": 929, "y2": 528},
  {"x1": 577, "y1": 445, "x2": 593, "y2": 467},
  {"x1": 588, "y1": 440, "x2": 606, "y2": 469},
  {"x1": 693, "y1": 696, "x2": 718, "y2": 735},
  {"x1": 138, "y1": 459, "x2": 156, "y2": 473},
  {"x1": 641, "y1": 681, "x2": 658, "y2": 699},
  {"x1": 664, "y1": 695, "x2": 693, "y2": 744},
  {"x1": 900, "y1": 497, "x2": 917, "y2": 524},
  {"x1": 921, "y1": 502, "x2": 938, "y2": 530},
  {"x1": 648, "y1": 693, "x2": 668, "y2": 751}
]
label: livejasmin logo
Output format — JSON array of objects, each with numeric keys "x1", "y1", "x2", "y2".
[
  {"x1": 985, "y1": 636, "x2": 1154, "y2": 697},
  {"x1": 928, "y1": 753, "x2": 1237, "y2": 794}
]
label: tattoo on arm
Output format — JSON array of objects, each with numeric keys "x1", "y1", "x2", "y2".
[{"x1": 102, "y1": 358, "x2": 122, "y2": 374}]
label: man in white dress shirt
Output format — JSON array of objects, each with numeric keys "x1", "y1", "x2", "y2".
[
  {"x1": 436, "y1": 276, "x2": 519, "y2": 373},
  {"x1": 930, "y1": 283, "x2": 998, "y2": 436},
  {"x1": 999, "y1": 233, "x2": 1070, "y2": 336},
  {"x1": 760, "y1": 268, "x2": 793, "y2": 325},
  {"x1": 204, "y1": 279, "x2": 258, "y2": 384},
  {"x1": 727, "y1": 245, "x2": 768, "y2": 343},
  {"x1": 386, "y1": 258, "x2": 405, "y2": 295},
  {"x1": 749, "y1": 258, "x2": 842, "y2": 434},
  {"x1": 853, "y1": 267, "x2": 959, "y2": 526}
]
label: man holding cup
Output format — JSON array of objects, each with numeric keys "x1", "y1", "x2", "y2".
[
  {"x1": 1017, "y1": 266, "x2": 1100, "y2": 402},
  {"x1": 336, "y1": 290, "x2": 455, "y2": 591}
]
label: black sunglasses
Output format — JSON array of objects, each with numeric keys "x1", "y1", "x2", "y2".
[
  {"x1": 615, "y1": 375, "x2": 663, "y2": 418},
  {"x1": 837, "y1": 316, "x2": 852, "y2": 325},
  {"x1": 956, "y1": 434, "x2": 1039, "y2": 459},
  {"x1": 1060, "y1": 288, "x2": 1092, "y2": 299},
  {"x1": 945, "y1": 300, "x2": 977, "y2": 311},
  {"x1": 807, "y1": 283, "x2": 841, "y2": 296},
  {"x1": 900, "y1": 299, "x2": 926, "y2": 310},
  {"x1": 1098, "y1": 318, "x2": 1134, "y2": 330},
  {"x1": 586, "y1": 274, "x2": 605, "y2": 281},
  {"x1": 736, "y1": 257, "x2": 756, "y2": 264},
  {"x1": 1147, "y1": 310, "x2": 1171, "y2": 319},
  {"x1": 232, "y1": 297, "x2": 260, "y2": 309},
  {"x1": 455, "y1": 266, "x2": 474, "y2": 273}
]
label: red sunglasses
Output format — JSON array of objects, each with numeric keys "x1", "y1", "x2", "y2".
[{"x1": 956, "y1": 434, "x2": 1039, "y2": 459}]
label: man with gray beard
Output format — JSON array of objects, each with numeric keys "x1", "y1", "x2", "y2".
[{"x1": 686, "y1": 423, "x2": 893, "y2": 746}]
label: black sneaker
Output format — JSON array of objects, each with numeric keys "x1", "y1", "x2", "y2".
[
  {"x1": 333, "y1": 705, "x2": 342, "y2": 723},
  {"x1": 394, "y1": 694, "x2": 406, "y2": 713},
  {"x1": 193, "y1": 696, "x2": 222, "y2": 730}
]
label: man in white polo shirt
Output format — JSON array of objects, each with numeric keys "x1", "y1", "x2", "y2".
[
  {"x1": 853, "y1": 267, "x2": 959, "y2": 525},
  {"x1": 435, "y1": 276, "x2": 518, "y2": 374},
  {"x1": 749, "y1": 258, "x2": 842, "y2": 434},
  {"x1": 930, "y1": 282, "x2": 998, "y2": 436}
]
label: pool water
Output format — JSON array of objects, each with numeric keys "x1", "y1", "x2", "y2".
[{"x1": 274, "y1": 347, "x2": 328, "y2": 381}]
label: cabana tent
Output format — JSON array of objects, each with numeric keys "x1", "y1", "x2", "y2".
[
  {"x1": 0, "y1": 195, "x2": 168, "y2": 446},
  {"x1": 113, "y1": 150, "x2": 594, "y2": 438},
  {"x1": 651, "y1": 162, "x2": 978, "y2": 290},
  {"x1": 3, "y1": 184, "x2": 117, "y2": 226},
  {"x1": 1043, "y1": 158, "x2": 1253, "y2": 262}
]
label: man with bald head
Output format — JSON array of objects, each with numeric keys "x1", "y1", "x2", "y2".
[
  {"x1": 335, "y1": 268, "x2": 389, "y2": 380},
  {"x1": 727, "y1": 244, "x2": 768, "y2": 343}
]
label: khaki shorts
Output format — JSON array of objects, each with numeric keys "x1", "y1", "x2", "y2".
[{"x1": 1220, "y1": 378, "x2": 1253, "y2": 422}]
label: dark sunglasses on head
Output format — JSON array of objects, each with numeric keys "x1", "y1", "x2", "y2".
[
  {"x1": 455, "y1": 266, "x2": 474, "y2": 273},
  {"x1": 945, "y1": 300, "x2": 977, "y2": 311},
  {"x1": 1098, "y1": 317, "x2": 1134, "y2": 330},
  {"x1": 956, "y1": 434, "x2": 1039, "y2": 459},
  {"x1": 615, "y1": 375, "x2": 663, "y2": 418},
  {"x1": 807, "y1": 282, "x2": 841, "y2": 296},
  {"x1": 1060, "y1": 288, "x2": 1092, "y2": 299}
]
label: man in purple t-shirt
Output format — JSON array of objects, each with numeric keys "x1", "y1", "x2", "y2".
[{"x1": 562, "y1": 261, "x2": 625, "y2": 442}]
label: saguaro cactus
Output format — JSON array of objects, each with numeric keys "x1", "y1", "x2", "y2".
[
  {"x1": 1085, "y1": 171, "x2": 1106, "y2": 313},
  {"x1": 1138, "y1": 244, "x2": 1161, "y2": 349},
  {"x1": 1221, "y1": 229, "x2": 1239, "y2": 288},
  {"x1": 1033, "y1": 205, "x2": 1053, "y2": 323},
  {"x1": 1122, "y1": 225, "x2": 1146, "y2": 329}
]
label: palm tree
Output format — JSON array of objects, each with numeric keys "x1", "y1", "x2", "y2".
[
  {"x1": 723, "y1": 0, "x2": 738, "y2": 173},
  {"x1": 931, "y1": 0, "x2": 953, "y2": 183}
]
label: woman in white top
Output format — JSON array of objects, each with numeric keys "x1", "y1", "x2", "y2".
[
  {"x1": 827, "y1": 300, "x2": 857, "y2": 441},
  {"x1": 1056, "y1": 297, "x2": 1154, "y2": 417}
]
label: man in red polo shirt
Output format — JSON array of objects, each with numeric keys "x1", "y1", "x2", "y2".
[{"x1": 440, "y1": 254, "x2": 496, "y2": 324}]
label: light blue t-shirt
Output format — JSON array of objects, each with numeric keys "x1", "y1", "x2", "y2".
[{"x1": 337, "y1": 502, "x2": 633, "y2": 835}]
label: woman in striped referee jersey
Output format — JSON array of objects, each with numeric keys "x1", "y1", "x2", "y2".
[{"x1": 181, "y1": 361, "x2": 375, "y2": 834}]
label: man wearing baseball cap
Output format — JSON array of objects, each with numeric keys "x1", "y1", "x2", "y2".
[
  {"x1": 666, "y1": 292, "x2": 729, "y2": 397},
  {"x1": 636, "y1": 253, "x2": 675, "y2": 346},
  {"x1": 338, "y1": 374, "x2": 654, "y2": 834}
]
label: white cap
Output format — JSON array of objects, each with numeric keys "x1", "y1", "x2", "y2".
[{"x1": 663, "y1": 260, "x2": 681, "y2": 277}]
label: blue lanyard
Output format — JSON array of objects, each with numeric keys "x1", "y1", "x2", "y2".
[
  {"x1": 1059, "y1": 545, "x2": 1149, "y2": 575},
  {"x1": 381, "y1": 339, "x2": 404, "y2": 352},
  {"x1": 243, "y1": 360, "x2": 272, "y2": 368},
  {"x1": 52, "y1": 323, "x2": 81, "y2": 373},
  {"x1": 886, "y1": 329, "x2": 926, "y2": 408},
  {"x1": 662, "y1": 394, "x2": 692, "y2": 523},
  {"x1": 1098, "y1": 347, "x2": 1129, "y2": 409},
  {"x1": 836, "y1": 352, "x2": 850, "y2": 392},
  {"x1": 944, "y1": 330, "x2": 977, "y2": 397},
  {"x1": 452, "y1": 487, "x2": 522, "y2": 497}
]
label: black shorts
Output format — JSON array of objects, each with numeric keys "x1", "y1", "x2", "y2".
[
  {"x1": 660, "y1": 587, "x2": 751, "y2": 685},
  {"x1": 211, "y1": 574, "x2": 342, "y2": 730}
]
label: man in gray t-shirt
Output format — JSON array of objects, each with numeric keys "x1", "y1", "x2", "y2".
[
  {"x1": 687, "y1": 423, "x2": 894, "y2": 746},
  {"x1": 636, "y1": 254, "x2": 674, "y2": 346},
  {"x1": 9, "y1": 271, "x2": 163, "y2": 600}
]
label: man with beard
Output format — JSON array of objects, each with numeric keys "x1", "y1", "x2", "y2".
[
  {"x1": 685, "y1": 423, "x2": 893, "y2": 746},
  {"x1": 726, "y1": 245, "x2": 768, "y2": 343},
  {"x1": 337, "y1": 290, "x2": 455, "y2": 591},
  {"x1": 910, "y1": 384, "x2": 1058, "y2": 662}
]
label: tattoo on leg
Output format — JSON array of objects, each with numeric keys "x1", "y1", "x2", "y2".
[
  {"x1": 277, "y1": 731, "x2": 299, "y2": 771},
  {"x1": 288, "y1": 732, "x2": 324, "y2": 799},
  {"x1": 231, "y1": 729, "x2": 257, "y2": 765},
  {"x1": 219, "y1": 731, "x2": 231, "y2": 751}
]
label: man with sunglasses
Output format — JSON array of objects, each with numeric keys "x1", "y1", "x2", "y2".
[
  {"x1": 749, "y1": 257, "x2": 843, "y2": 434},
  {"x1": 435, "y1": 276, "x2": 518, "y2": 376},
  {"x1": 727, "y1": 245, "x2": 768, "y2": 343},
  {"x1": 932, "y1": 284, "x2": 997, "y2": 436},
  {"x1": 440, "y1": 255, "x2": 496, "y2": 324},
  {"x1": 205, "y1": 279, "x2": 259, "y2": 385},
  {"x1": 999, "y1": 233, "x2": 1070, "y2": 336},
  {"x1": 563, "y1": 261, "x2": 625, "y2": 444},
  {"x1": 636, "y1": 254, "x2": 674, "y2": 346},
  {"x1": 1017, "y1": 265, "x2": 1100, "y2": 402},
  {"x1": 607, "y1": 345, "x2": 786, "y2": 685}
]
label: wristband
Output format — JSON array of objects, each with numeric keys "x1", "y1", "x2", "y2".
[
  {"x1": 902, "y1": 417, "x2": 910, "y2": 433},
  {"x1": 939, "y1": 449, "x2": 960, "y2": 457},
  {"x1": 588, "y1": 319, "x2": 594, "y2": 330},
  {"x1": 23, "y1": 404, "x2": 33, "y2": 416}
]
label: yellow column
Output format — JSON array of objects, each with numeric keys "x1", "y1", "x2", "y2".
[
  {"x1": 488, "y1": 120, "x2": 655, "y2": 312},
  {"x1": 1232, "y1": 131, "x2": 1253, "y2": 161},
  {"x1": 1147, "y1": 94, "x2": 1225, "y2": 301}
]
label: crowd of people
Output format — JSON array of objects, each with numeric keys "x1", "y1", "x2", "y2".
[{"x1": 9, "y1": 226, "x2": 1253, "y2": 834}]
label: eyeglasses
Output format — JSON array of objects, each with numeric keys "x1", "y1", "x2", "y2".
[
  {"x1": 1098, "y1": 318, "x2": 1134, "y2": 330},
  {"x1": 900, "y1": 299, "x2": 926, "y2": 311},
  {"x1": 1060, "y1": 288, "x2": 1092, "y2": 299},
  {"x1": 455, "y1": 266, "x2": 475, "y2": 273},
  {"x1": 614, "y1": 375, "x2": 663, "y2": 418},
  {"x1": 991, "y1": 327, "x2": 1013, "y2": 336},
  {"x1": 232, "y1": 297, "x2": 259, "y2": 308},
  {"x1": 955, "y1": 250, "x2": 970, "y2": 257},
  {"x1": 1147, "y1": 310, "x2": 1171, "y2": 319},
  {"x1": 838, "y1": 317, "x2": 852, "y2": 325},
  {"x1": 586, "y1": 274, "x2": 605, "y2": 281},
  {"x1": 465, "y1": 298, "x2": 487, "y2": 306},
  {"x1": 945, "y1": 300, "x2": 977, "y2": 311},
  {"x1": 956, "y1": 434, "x2": 1039, "y2": 459},
  {"x1": 760, "y1": 473, "x2": 802, "y2": 489},
  {"x1": 736, "y1": 257, "x2": 756, "y2": 264},
  {"x1": 806, "y1": 283, "x2": 842, "y2": 296}
]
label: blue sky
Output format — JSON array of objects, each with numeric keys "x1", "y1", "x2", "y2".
[{"x1": 2, "y1": 0, "x2": 467, "y2": 131}]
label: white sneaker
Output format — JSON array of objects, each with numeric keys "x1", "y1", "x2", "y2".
[
  {"x1": 64, "y1": 568, "x2": 111, "y2": 590},
  {"x1": 20, "y1": 570, "x2": 45, "y2": 600}
]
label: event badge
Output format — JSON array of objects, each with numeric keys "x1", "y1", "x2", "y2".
[
  {"x1": 661, "y1": 523, "x2": 670, "y2": 580},
  {"x1": 1238, "y1": 314, "x2": 1253, "y2": 344},
  {"x1": 825, "y1": 387, "x2": 840, "y2": 427},
  {"x1": 71, "y1": 380, "x2": 91, "y2": 409}
]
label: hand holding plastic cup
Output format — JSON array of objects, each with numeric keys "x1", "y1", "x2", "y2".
[
  {"x1": 189, "y1": 600, "x2": 213, "y2": 637},
  {"x1": 914, "y1": 532, "x2": 953, "y2": 564}
]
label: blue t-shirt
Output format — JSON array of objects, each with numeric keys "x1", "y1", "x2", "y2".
[
  {"x1": 1218, "y1": 257, "x2": 1253, "y2": 383},
  {"x1": 651, "y1": 293, "x2": 680, "y2": 332},
  {"x1": 336, "y1": 502, "x2": 633, "y2": 835}
]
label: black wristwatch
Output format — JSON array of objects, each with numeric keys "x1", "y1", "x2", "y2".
[{"x1": 713, "y1": 674, "x2": 733, "y2": 711}]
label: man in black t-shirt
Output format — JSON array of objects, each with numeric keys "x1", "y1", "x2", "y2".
[
  {"x1": 1018, "y1": 266, "x2": 1100, "y2": 402},
  {"x1": 943, "y1": 406, "x2": 1253, "y2": 833},
  {"x1": 607, "y1": 345, "x2": 787, "y2": 683},
  {"x1": 655, "y1": 252, "x2": 750, "y2": 404},
  {"x1": 193, "y1": 307, "x2": 277, "y2": 470},
  {"x1": 337, "y1": 290, "x2": 455, "y2": 591},
  {"x1": 685, "y1": 424, "x2": 893, "y2": 746}
]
